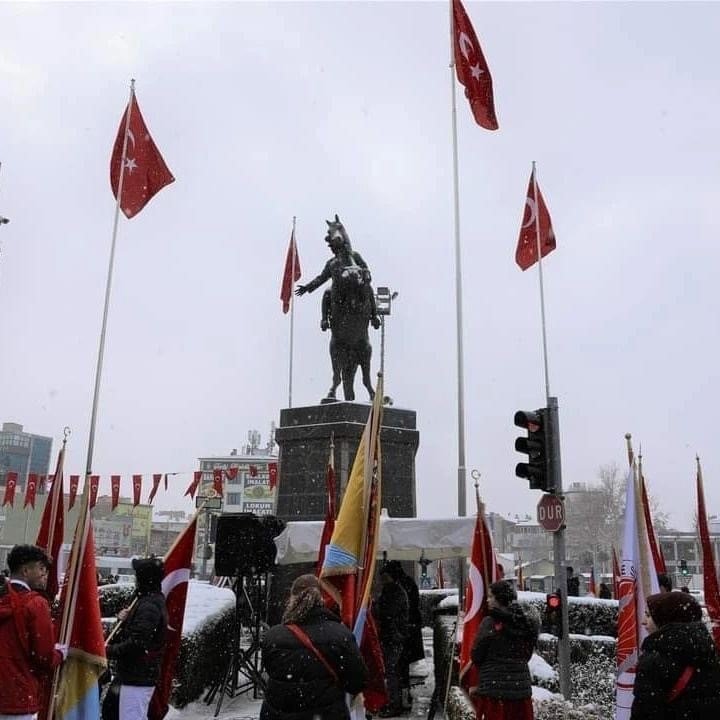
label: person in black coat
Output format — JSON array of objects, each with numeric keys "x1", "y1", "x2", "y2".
[
  {"x1": 261, "y1": 574, "x2": 367, "y2": 720},
  {"x1": 470, "y1": 580, "x2": 538, "y2": 720},
  {"x1": 631, "y1": 591, "x2": 720, "y2": 720},
  {"x1": 103, "y1": 557, "x2": 168, "y2": 720}
]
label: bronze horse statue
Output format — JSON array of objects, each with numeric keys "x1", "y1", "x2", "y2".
[{"x1": 295, "y1": 215, "x2": 380, "y2": 402}]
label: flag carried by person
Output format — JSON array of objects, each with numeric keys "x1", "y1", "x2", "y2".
[
  {"x1": 148, "y1": 513, "x2": 199, "y2": 720},
  {"x1": 696, "y1": 456, "x2": 720, "y2": 648},
  {"x1": 110, "y1": 85, "x2": 175, "y2": 218},
  {"x1": 451, "y1": 0, "x2": 498, "y2": 130},
  {"x1": 36, "y1": 436, "x2": 67, "y2": 600},
  {"x1": 320, "y1": 375, "x2": 387, "y2": 713},
  {"x1": 458, "y1": 488, "x2": 498, "y2": 692},
  {"x1": 516, "y1": 165, "x2": 556, "y2": 271},
  {"x1": 280, "y1": 227, "x2": 302, "y2": 313},
  {"x1": 315, "y1": 436, "x2": 337, "y2": 575},
  {"x1": 638, "y1": 457, "x2": 666, "y2": 575}
]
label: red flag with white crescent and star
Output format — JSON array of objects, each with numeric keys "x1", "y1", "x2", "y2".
[
  {"x1": 133, "y1": 474, "x2": 142, "y2": 507},
  {"x1": 225, "y1": 467, "x2": 238, "y2": 481},
  {"x1": 111, "y1": 475, "x2": 121, "y2": 510},
  {"x1": 280, "y1": 228, "x2": 302, "y2": 313},
  {"x1": 68, "y1": 474, "x2": 80, "y2": 509},
  {"x1": 184, "y1": 471, "x2": 202, "y2": 500},
  {"x1": 36, "y1": 443, "x2": 66, "y2": 599},
  {"x1": 24, "y1": 473, "x2": 38, "y2": 509},
  {"x1": 212, "y1": 468, "x2": 223, "y2": 496},
  {"x1": 516, "y1": 166, "x2": 556, "y2": 271},
  {"x1": 452, "y1": 0, "x2": 498, "y2": 130},
  {"x1": 148, "y1": 514, "x2": 198, "y2": 720},
  {"x1": 110, "y1": 91, "x2": 175, "y2": 219},
  {"x1": 89, "y1": 474, "x2": 100, "y2": 508},
  {"x1": 459, "y1": 498, "x2": 497, "y2": 691},
  {"x1": 149, "y1": 473, "x2": 162, "y2": 504},
  {"x1": 3, "y1": 472, "x2": 18, "y2": 507},
  {"x1": 268, "y1": 462, "x2": 278, "y2": 490}
]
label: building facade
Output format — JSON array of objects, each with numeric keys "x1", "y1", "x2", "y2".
[{"x1": 0, "y1": 422, "x2": 52, "y2": 491}]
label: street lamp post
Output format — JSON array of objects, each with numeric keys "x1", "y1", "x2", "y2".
[{"x1": 375, "y1": 286, "x2": 398, "y2": 383}]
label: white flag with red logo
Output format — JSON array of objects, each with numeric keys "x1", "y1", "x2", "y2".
[
  {"x1": 459, "y1": 500, "x2": 497, "y2": 691},
  {"x1": 148, "y1": 513, "x2": 198, "y2": 720}
]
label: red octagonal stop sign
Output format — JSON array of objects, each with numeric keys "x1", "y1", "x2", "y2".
[{"x1": 537, "y1": 494, "x2": 565, "y2": 532}]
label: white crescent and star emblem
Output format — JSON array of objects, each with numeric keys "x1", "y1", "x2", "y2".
[
  {"x1": 464, "y1": 562, "x2": 485, "y2": 624},
  {"x1": 458, "y1": 32, "x2": 474, "y2": 61},
  {"x1": 522, "y1": 197, "x2": 538, "y2": 229}
]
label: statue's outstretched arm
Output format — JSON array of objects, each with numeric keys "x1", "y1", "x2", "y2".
[{"x1": 297, "y1": 261, "x2": 332, "y2": 295}]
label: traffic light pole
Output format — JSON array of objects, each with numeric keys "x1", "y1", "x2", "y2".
[{"x1": 548, "y1": 396, "x2": 571, "y2": 699}]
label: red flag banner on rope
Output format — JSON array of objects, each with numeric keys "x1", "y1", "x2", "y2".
[
  {"x1": 24, "y1": 473, "x2": 38, "y2": 509},
  {"x1": 148, "y1": 514, "x2": 198, "y2": 720},
  {"x1": 268, "y1": 462, "x2": 278, "y2": 490},
  {"x1": 111, "y1": 475, "x2": 121, "y2": 510},
  {"x1": 249, "y1": 465, "x2": 258, "y2": 478},
  {"x1": 516, "y1": 167, "x2": 556, "y2": 271},
  {"x1": 315, "y1": 440, "x2": 337, "y2": 576},
  {"x1": 696, "y1": 457, "x2": 720, "y2": 648},
  {"x1": 459, "y1": 499, "x2": 497, "y2": 692},
  {"x1": 225, "y1": 467, "x2": 238, "y2": 481},
  {"x1": 2, "y1": 471, "x2": 17, "y2": 507},
  {"x1": 212, "y1": 468, "x2": 223, "y2": 496},
  {"x1": 36, "y1": 442, "x2": 66, "y2": 600},
  {"x1": 184, "y1": 471, "x2": 202, "y2": 500},
  {"x1": 110, "y1": 91, "x2": 175, "y2": 219},
  {"x1": 68, "y1": 475, "x2": 79, "y2": 510},
  {"x1": 280, "y1": 228, "x2": 302, "y2": 313},
  {"x1": 132, "y1": 474, "x2": 142, "y2": 507},
  {"x1": 149, "y1": 473, "x2": 162, "y2": 504},
  {"x1": 452, "y1": 0, "x2": 498, "y2": 130},
  {"x1": 89, "y1": 475, "x2": 100, "y2": 509}
]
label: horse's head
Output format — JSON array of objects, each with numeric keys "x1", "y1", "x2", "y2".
[{"x1": 325, "y1": 214, "x2": 351, "y2": 255}]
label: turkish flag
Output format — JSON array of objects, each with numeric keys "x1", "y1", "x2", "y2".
[
  {"x1": 280, "y1": 228, "x2": 302, "y2": 313},
  {"x1": 24, "y1": 473, "x2": 38, "y2": 509},
  {"x1": 36, "y1": 445, "x2": 65, "y2": 599},
  {"x1": 68, "y1": 475, "x2": 80, "y2": 509},
  {"x1": 89, "y1": 475, "x2": 100, "y2": 508},
  {"x1": 148, "y1": 515, "x2": 197, "y2": 720},
  {"x1": 184, "y1": 471, "x2": 202, "y2": 500},
  {"x1": 133, "y1": 474, "x2": 142, "y2": 506},
  {"x1": 110, "y1": 91, "x2": 175, "y2": 219},
  {"x1": 149, "y1": 473, "x2": 162, "y2": 504},
  {"x1": 212, "y1": 468, "x2": 223, "y2": 496},
  {"x1": 225, "y1": 467, "x2": 238, "y2": 481},
  {"x1": 268, "y1": 462, "x2": 278, "y2": 490},
  {"x1": 248, "y1": 465, "x2": 258, "y2": 478},
  {"x1": 3, "y1": 472, "x2": 18, "y2": 507},
  {"x1": 452, "y1": 0, "x2": 498, "y2": 130},
  {"x1": 516, "y1": 167, "x2": 556, "y2": 271},
  {"x1": 111, "y1": 475, "x2": 121, "y2": 509}
]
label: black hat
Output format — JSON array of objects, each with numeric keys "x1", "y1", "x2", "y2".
[
  {"x1": 132, "y1": 557, "x2": 164, "y2": 592},
  {"x1": 8, "y1": 544, "x2": 50, "y2": 573},
  {"x1": 647, "y1": 591, "x2": 702, "y2": 627}
]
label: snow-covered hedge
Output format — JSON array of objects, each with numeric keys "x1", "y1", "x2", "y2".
[
  {"x1": 419, "y1": 589, "x2": 456, "y2": 626},
  {"x1": 536, "y1": 632, "x2": 616, "y2": 664}
]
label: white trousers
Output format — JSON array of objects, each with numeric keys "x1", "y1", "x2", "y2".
[
  {"x1": 0, "y1": 715, "x2": 36, "y2": 720},
  {"x1": 119, "y1": 685, "x2": 154, "y2": 720}
]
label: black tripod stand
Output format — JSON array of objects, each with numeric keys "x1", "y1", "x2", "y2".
[{"x1": 205, "y1": 570, "x2": 270, "y2": 717}]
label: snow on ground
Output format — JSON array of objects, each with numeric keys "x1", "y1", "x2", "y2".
[{"x1": 529, "y1": 653, "x2": 557, "y2": 683}]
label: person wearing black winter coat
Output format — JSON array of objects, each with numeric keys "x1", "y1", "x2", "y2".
[
  {"x1": 631, "y1": 591, "x2": 720, "y2": 720},
  {"x1": 261, "y1": 574, "x2": 367, "y2": 720},
  {"x1": 104, "y1": 557, "x2": 168, "y2": 720},
  {"x1": 471, "y1": 580, "x2": 538, "y2": 720}
]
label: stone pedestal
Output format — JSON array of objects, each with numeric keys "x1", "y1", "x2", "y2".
[{"x1": 274, "y1": 402, "x2": 419, "y2": 522}]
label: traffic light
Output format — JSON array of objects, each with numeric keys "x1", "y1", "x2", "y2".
[
  {"x1": 514, "y1": 408, "x2": 554, "y2": 492},
  {"x1": 680, "y1": 559, "x2": 689, "y2": 576},
  {"x1": 545, "y1": 591, "x2": 563, "y2": 638}
]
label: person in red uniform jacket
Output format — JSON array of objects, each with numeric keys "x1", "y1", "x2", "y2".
[{"x1": 0, "y1": 545, "x2": 67, "y2": 719}]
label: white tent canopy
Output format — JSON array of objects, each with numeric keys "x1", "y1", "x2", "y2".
[{"x1": 274, "y1": 516, "x2": 477, "y2": 564}]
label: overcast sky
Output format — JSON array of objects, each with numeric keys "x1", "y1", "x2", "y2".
[{"x1": 1, "y1": 1, "x2": 719, "y2": 529}]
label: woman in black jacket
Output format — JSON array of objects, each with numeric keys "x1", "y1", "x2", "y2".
[
  {"x1": 104, "y1": 557, "x2": 168, "y2": 720},
  {"x1": 261, "y1": 574, "x2": 367, "y2": 720},
  {"x1": 470, "y1": 580, "x2": 538, "y2": 720},
  {"x1": 631, "y1": 591, "x2": 720, "y2": 720}
]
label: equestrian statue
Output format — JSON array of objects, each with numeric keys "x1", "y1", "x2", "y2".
[{"x1": 295, "y1": 214, "x2": 381, "y2": 402}]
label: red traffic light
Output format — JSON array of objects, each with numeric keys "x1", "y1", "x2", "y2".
[{"x1": 546, "y1": 592, "x2": 561, "y2": 610}]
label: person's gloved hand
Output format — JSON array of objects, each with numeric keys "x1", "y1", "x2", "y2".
[{"x1": 54, "y1": 643, "x2": 69, "y2": 661}]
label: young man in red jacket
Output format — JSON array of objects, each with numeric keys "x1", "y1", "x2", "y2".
[{"x1": 0, "y1": 545, "x2": 67, "y2": 719}]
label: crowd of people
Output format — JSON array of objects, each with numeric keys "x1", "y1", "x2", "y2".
[{"x1": 2, "y1": 543, "x2": 720, "y2": 720}]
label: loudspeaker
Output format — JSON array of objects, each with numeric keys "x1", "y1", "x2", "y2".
[{"x1": 214, "y1": 513, "x2": 285, "y2": 577}]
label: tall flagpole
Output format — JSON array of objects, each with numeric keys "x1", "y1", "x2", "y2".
[
  {"x1": 449, "y1": 1, "x2": 467, "y2": 599},
  {"x1": 531, "y1": 160, "x2": 551, "y2": 401},
  {"x1": 288, "y1": 216, "x2": 297, "y2": 408},
  {"x1": 84, "y1": 79, "x2": 134, "y2": 484}
]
